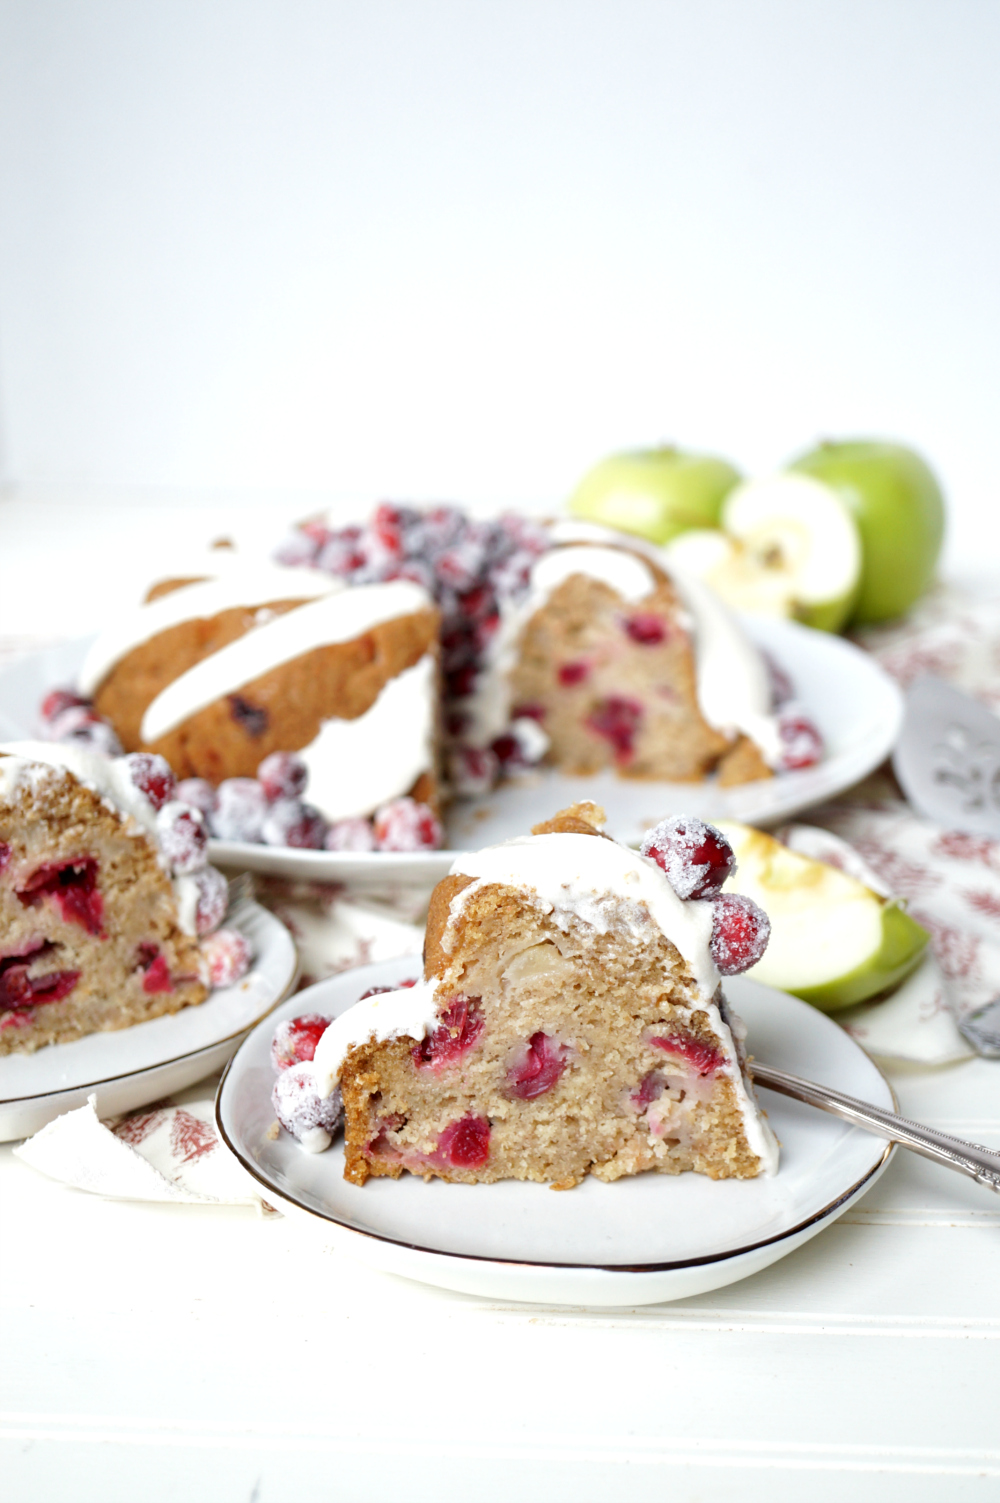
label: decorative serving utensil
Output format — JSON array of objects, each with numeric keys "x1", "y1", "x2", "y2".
[{"x1": 892, "y1": 674, "x2": 1000, "y2": 837}]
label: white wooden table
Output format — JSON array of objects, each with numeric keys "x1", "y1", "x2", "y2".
[{"x1": 3, "y1": 495, "x2": 1000, "y2": 1502}]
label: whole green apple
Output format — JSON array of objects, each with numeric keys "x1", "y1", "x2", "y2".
[
  {"x1": 567, "y1": 446, "x2": 742, "y2": 546},
  {"x1": 790, "y1": 439, "x2": 945, "y2": 625}
]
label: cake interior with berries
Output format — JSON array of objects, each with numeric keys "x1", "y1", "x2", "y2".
[
  {"x1": 0, "y1": 742, "x2": 250, "y2": 1054},
  {"x1": 302, "y1": 804, "x2": 777, "y2": 1186}
]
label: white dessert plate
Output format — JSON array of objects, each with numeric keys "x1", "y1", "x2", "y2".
[
  {"x1": 0, "y1": 901, "x2": 298, "y2": 1140},
  {"x1": 0, "y1": 620, "x2": 902, "y2": 884},
  {"x1": 216, "y1": 956, "x2": 895, "y2": 1307}
]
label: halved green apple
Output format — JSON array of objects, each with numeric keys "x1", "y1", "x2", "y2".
[
  {"x1": 667, "y1": 473, "x2": 862, "y2": 632},
  {"x1": 567, "y1": 446, "x2": 742, "y2": 545},
  {"x1": 715, "y1": 821, "x2": 929, "y2": 1012}
]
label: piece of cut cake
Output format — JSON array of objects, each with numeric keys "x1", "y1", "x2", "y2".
[
  {"x1": 74, "y1": 563, "x2": 442, "y2": 827},
  {"x1": 310, "y1": 804, "x2": 778, "y2": 1186},
  {"x1": 0, "y1": 742, "x2": 240, "y2": 1055}
]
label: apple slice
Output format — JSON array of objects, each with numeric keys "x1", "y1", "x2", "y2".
[
  {"x1": 667, "y1": 473, "x2": 862, "y2": 633},
  {"x1": 714, "y1": 821, "x2": 929, "y2": 1012},
  {"x1": 567, "y1": 446, "x2": 742, "y2": 546}
]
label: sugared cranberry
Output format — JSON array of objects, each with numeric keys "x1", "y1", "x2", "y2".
[
  {"x1": 48, "y1": 706, "x2": 122, "y2": 755},
  {"x1": 202, "y1": 927, "x2": 253, "y2": 987},
  {"x1": 211, "y1": 779, "x2": 268, "y2": 842},
  {"x1": 585, "y1": 696, "x2": 643, "y2": 764},
  {"x1": 157, "y1": 802, "x2": 209, "y2": 873},
  {"x1": 123, "y1": 752, "x2": 177, "y2": 811},
  {"x1": 272, "y1": 1063, "x2": 343, "y2": 1148},
  {"x1": 273, "y1": 531, "x2": 321, "y2": 567},
  {"x1": 641, "y1": 816, "x2": 736, "y2": 899},
  {"x1": 624, "y1": 613, "x2": 668, "y2": 646},
  {"x1": 650, "y1": 1032, "x2": 724, "y2": 1075},
  {"x1": 17, "y1": 859, "x2": 104, "y2": 936},
  {"x1": 557, "y1": 660, "x2": 591, "y2": 687},
  {"x1": 778, "y1": 710, "x2": 824, "y2": 771},
  {"x1": 709, "y1": 893, "x2": 771, "y2": 975},
  {"x1": 40, "y1": 688, "x2": 91, "y2": 723},
  {"x1": 271, "y1": 1013, "x2": 330, "y2": 1071},
  {"x1": 176, "y1": 778, "x2": 218, "y2": 819},
  {"x1": 435, "y1": 1114, "x2": 491, "y2": 1169},
  {"x1": 413, "y1": 996, "x2": 484, "y2": 1070},
  {"x1": 257, "y1": 751, "x2": 309, "y2": 802},
  {"x1": 505, "y1": 1032, "x2": 570, "y2": 1100},
  {"x1": 261, "y1": 797, "x2": 327, "y2": 849},
  {"x1": 373, "y1": 797, "x2": 443, "y2": 852},
  {"x1": 324, "y1": 818, "x2": 376, "y2": 852},
  {"x1": 191, "y1": 865, "x2": 228, "y2": 935}
]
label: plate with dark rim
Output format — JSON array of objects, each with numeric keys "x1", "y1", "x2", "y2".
[
  {"x1": 0, "y1": 620, "x2": 901, "y2": 885},
  {"x1": 216, "y1": 957, "x2": 895, "y2": 1307},
  {"x1": 0, "y1": 901, "x2": 298, "y2": 1140}
]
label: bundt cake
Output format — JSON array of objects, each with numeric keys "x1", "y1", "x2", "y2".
[
  {"x1": 305, "y1": 805, "x2": 778, "y2": 1187},
  {"x1": 0, "y1": 742, "x2": 242, "y2": 1055}
]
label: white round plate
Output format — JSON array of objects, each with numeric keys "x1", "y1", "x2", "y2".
[
  {"x1": 0, "y1": 620, "x2": 901, "y2": 883},
  {"x1": 0, "y1": 901, "x2": 298, "y2": 1140},
  {"x1": 216, "y1": 956, "x2": 895, "y2": 1307}
]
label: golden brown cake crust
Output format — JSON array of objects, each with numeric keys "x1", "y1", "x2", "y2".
[
  {"x1": 94, "y1": 604, "x2": 441, "y2": 787},
  {"x1": 423, "y1": 874, "x2": 475, "y2": 980}
]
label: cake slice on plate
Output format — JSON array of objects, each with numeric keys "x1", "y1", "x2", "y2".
[
  {"x1": 0, "y1": 742, "x2": 244, "y2": 1055},
  {"x1": 310, "y1": 804, "x2": 778, "y2": 1186}
]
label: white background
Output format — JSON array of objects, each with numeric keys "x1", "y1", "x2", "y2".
[{"x1": 0, "y1": 1, "x2": 999, "y2": 586}]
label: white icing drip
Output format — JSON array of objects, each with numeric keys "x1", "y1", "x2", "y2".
[
  {"x1": 666, "y1": 566, "x2": 782, "y2": 767},
  {"x1": 140, "y1": 580, "x2": 433, "y2": 742},
  {"x1": 299, "y1": 1126, "x2": 333, "y2": 1154},
  {"x1": 449, "y1": 832, "x2": 719, "y2": 998},
  {"x1": 79, "y1": 567, "x2": 337, "y2": 696},
  {"x1": 312, "y1": 978, "x2": 440, "y2": 1097},
  {"x1": 0, "y1": 742, "x2": 198, "y2": 935},
  {"x1": 299, "y1": 655, "x2": 437, "y2": 821}
]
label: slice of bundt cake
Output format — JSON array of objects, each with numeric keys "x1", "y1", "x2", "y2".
[
  {"x1": 311, "y1": 804, "x2": 777, "y2": 1187},
  {"x1": 0, "y1": 742, "x2": 230, "y2": 1055},
  {"x1": 76, "y1": 564, "x2": 442, "y2": 824}
]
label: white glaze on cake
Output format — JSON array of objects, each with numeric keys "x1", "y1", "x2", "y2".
[
  {"x1": 139, "y1": 579, "x2": 433, "y2": 743},
  {"x1": 464, "y1": 519, "x2": 782, "y2": 766},
  {"x1": 79, "y1": 566, "x2": 337, "y2": 697},
  {"x1": 0, "y1": 742, "x2": 201, "y2": 935},
  {"x1": 299, "y1": 654, "x2": 437, "y2": 822}
]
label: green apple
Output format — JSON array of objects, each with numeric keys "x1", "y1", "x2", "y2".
[
  {"x1": 666, "y1": 473, "x2": 862, "y2": 633},
  {"x1": 789, "y1": 439, "x2": 945, "y2": 625},
  {"x1": 567, "y1": 446, "x2": 742, "y2": 545},
  {"x1": 716, "y1": 821, "x2": 929, "y2": 1012}
]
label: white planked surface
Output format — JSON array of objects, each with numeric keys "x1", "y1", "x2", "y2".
[{"x1": 4, "y1": 1059, "x2": 1000, "y2": 1502}]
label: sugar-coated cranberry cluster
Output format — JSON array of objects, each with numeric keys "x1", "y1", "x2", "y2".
[
  {"x1": 180, "y1": 750, "x2": 444, "y2": 853},
  {"x1": 276, "y1": 502, "x2": 554, "y2": 779},
  {"x1": 641, "y1": 816, "x2": 771, "y2": 974},
  {"x1": 270, "y1": 1010, "x2": 341, "y2": 1146}
]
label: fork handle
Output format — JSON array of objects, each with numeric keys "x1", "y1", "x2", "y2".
[{"x1": 753, "y1": 1062, "x2": 1000, "y2": 1194}]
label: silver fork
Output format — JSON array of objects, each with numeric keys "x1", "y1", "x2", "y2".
[
  {"x1": 225, "y1": 871, "x2": 255, "y2": 919},
  {"x1": 754, "y1": 1062, "x2": 1000, "y2": 1194}
]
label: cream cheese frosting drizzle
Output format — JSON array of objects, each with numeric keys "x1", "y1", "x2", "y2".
[
  {"x1": 79, "y1": 566, "x2": 337, "y2": 697},
  {"x1": 298, "y1": 654, "x2": 437, "y2": 821},
  {"x1": 140, "y1": 579, "x2": 433, "y2": 742},
  {"x1": 0, "y1": 742, "x2": 201, "y2": 934}
]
